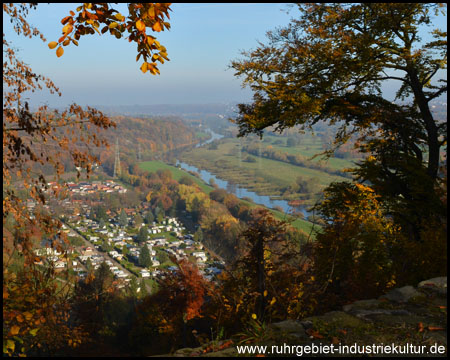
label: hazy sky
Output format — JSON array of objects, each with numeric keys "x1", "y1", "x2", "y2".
[{"x1": 4, "y1": 3, "x2": 447, "y2": 107}]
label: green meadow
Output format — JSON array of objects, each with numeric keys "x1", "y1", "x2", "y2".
[
  {"x1": 178, "y1": 137, "x2": 350, "y2": 201},
  {"x1": 259, "y1": 133, "x2": 360, "y2": 171},
  {"x1": 138, "y1": 160, "x2": 318, "y2": 235},
  {"x1": 139, "y1": 160, "x2": 213, "y2": 193}
]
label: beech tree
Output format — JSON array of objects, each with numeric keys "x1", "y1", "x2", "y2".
[
  {"x1": 231, "y1": 3, "x2": 447, "y2": 283},
  {"x1": 231, "y1": 4, "x2": 446, "y2": 179}
]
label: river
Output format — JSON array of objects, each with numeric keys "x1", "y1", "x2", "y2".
[{"x1": 176, "y1": 129, "x2": 313, "y2": 218}]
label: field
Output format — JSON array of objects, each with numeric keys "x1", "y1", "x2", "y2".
[
  {"x1": 139, "y1": 160, "x2": 213, "y2": 193},
  {"x1": 178, "y1": 137, "x2": 350, "y2": 201},
  {"x1": 138, "y1": 160, "x2": 318, "y2": 236},
  {"x1": 260, "y1": 133, "x2": 360, "y2": 171}
]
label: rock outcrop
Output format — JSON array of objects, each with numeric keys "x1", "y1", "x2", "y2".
[{"x1": 164, "y1": 277, "x2": 447, "y2": 357}]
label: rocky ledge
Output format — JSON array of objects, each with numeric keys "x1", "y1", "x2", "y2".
[{"x1": 166, "y1": 277, "x2": 447, "y2": 357}]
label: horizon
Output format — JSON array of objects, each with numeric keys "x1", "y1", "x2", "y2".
[{"x1": 4, "y1": 3, "x2": 447, "y2": 108}]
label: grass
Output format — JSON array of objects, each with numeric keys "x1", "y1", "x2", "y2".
[
  {"x1": 178, "y1": 138, "x2": 350, "y2": 198},
  {"x1": 196, "y1": 131, "x2": 211, "y2": 139},
  {"x1": 138, "y1": 160, "x2": 318, "y2": 235},
  {"x1": 138, "y1": 161, "x2": 214, "y2": 193},
  {"x1": 252, "y1": 133, "x2": 360, "y2": 171}
]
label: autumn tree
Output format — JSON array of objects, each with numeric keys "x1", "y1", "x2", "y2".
[
  {"x1": 233, "y1": 209, "x2": 295, "y2": 320},
  {"x1": 71, "y1": 262, "x2": 117, "y2": 341},
  {"x1": 129, "y1": 259, "x2": 209, "y2": 354},
  {"x1": 231, "y1": 3, "x2": 447, "y2": 285},
  {"x1": 3, "y1": 3, "x2": 172, "y2": 356},
  {"x1": 213, "y1": 209, "x2": 315, "y2": 334},
  {"x1": 313, "y1": 182, "x2": 400, "y2": 300}
]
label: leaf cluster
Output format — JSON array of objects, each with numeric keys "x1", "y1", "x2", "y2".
[{"x1": 47, "y1": 3, "x2": 171, "y2": 74}]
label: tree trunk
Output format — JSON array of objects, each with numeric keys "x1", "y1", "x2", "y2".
[{"x1": 407, "y1": 67, "x2": 440, "y2": 180}]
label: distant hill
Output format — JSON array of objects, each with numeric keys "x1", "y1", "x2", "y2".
[
  {"x1": 97, "y1": 115, "x2": 200, "y2": 175},
  {"x1": 92, "y1": 103, "x2": 237, "y2": 117},
  {"x1": 92, "y1": 103, "x2": 238, "y2": 132}
]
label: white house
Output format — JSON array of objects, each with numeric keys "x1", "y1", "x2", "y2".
[
  {"x1": 54, "y1": 260, "x2": 66, "y2": 269},
  {"x1": 151, "y1": 258, "x2": 160, "y2": 267},
  {"x1": 140, "y1": 269, "x2": 150, "y2": 278}
]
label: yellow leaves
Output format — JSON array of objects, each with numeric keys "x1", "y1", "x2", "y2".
[
  {"x1": 48, "y1": 41, "x2": 58, "y2": 49},
  {"x1": 159, "y1": 51, "x2": 169, "y2": 61},
  {"x1": 251, "y1": 313, "x2": 257, "y2": 320},
  {"x1": 136, "y1": 19, "x2": 146, "y2": 32},
  {"x1": 5, "y1": 340, "x2": 15, "y2": 353},
  {"x1": 140, "y1": 62, "x2": 148, "y2": 73},
  {"x1": 147, "y1": 36, "x2": 155, "y2": 46},
  {"x1": 269, "y1": 297, "x2": 277, "y2": 306},
  {"x1": 62, "y1": 24, "x2": 73, "y2": 35},
  {"x1": 114, "y1": 13, "x2": 125, "y2": 22},
  {"x1": 355, "y1": 183, "x2": 374, "y2": 193},
  {"x1": 10, "y1": 325, "x2": 20, "y2": 336},
  {"x1": 148, "y1": 7, "x2": 156, "y2": 18},
  {"x1": 109, "y1": 22, "x2": 119, "y2": 29},
  {"x1": 146, "y1": 62, "x2": 160, "y2": 75},
  {"x1": 152, "y1": 21, "x2": 162, "y2": 32},
  {"x1": 56, "y1": 47, "x2": 64, "y2": 58}
]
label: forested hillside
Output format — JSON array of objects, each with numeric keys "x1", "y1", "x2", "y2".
[{"x1": 98, "y1": 115, "x2": 199, "y2": 176}]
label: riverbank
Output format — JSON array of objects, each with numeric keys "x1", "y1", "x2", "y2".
[
  {"x1": 177, "y1": 136, "x2": 349, "y2": 207},
  {"x1": 138, "y1": 160, "x2": 318, "y2": 236}
]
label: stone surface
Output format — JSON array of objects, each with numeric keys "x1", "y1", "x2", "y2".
[
  {"x1": 304, "y1": 311, "x2": 366, "y2": 328},
  {"x1": 418, "y1": 277, "x2": 447, "y2": 295},
  {"x1": 382, "y1": 285, "x2": 423, "y2": 303},
  {"x1": 269, "y1": 319, "x2": 305, "y2": 334},
  {"x1": 343, "y1": 298, "x2": 382, "y2": 312},
  {"x1": 350, "y1": 308, "x2": 411, "y2": 321},
  {"x1": 203, "y1": 347, "x2": 238, "y2": 357}
]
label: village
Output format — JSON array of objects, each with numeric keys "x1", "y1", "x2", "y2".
[{"x1": 33, "y1": 180, "x2": 225, "y2": 292}]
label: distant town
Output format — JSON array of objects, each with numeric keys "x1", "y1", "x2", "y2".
[{"x1": 31, "y1": 180, "x2": 224, "y2": 292}]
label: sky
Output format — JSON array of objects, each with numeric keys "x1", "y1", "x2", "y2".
[{"x1": 4, "y1": 3, "x2": 447, "y2": 108}]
